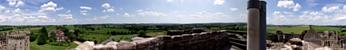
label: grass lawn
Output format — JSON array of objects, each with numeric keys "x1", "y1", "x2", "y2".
[
  {"x1": 267, "y1": 26, "x2": 310, "y2": 34},
  {"x1": 313, "y1": 26, "x2": 341, "y2": 32},
  {"x1": 111, "y1": 35, "x2": 134, "y2": 41},
  {"x1": 79, "y1": 34, "x2": 110, "y2": 43},
  {"x1": 146, "y1": 31, "x2": 166, "y2": 37},
  {"x1": 267, "y1": 26, "x2": 341, "y2": 34},
  {"x1": 30, "y1": 40, "x2": 78, "y2": 50}
]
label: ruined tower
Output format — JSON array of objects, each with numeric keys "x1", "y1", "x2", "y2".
[
  {"x1": 0, "y1": 33, "x2": 6, "y2": 50},
  {"x1": 303, "y1": 25, "x2": 323, "y2": 45},
  {"x1": 0, "y1": 31, "x2": 30, "y2": 50}
]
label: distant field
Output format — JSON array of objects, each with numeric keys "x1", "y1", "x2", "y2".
[
  {"x1": 267, "y1": 26, "x2": 310, "y2": 34},
  {"x1": 267, "y1": 25, "x2": 345, "y2": 36},
  {"x1": 0, "y1": 23, "x2": 247, "y2": 50}
]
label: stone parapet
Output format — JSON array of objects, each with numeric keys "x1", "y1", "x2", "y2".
[
  {"x1": 0, "y1": 31, "x2": 30, "y2": 50},
  {"x1": 75, "y1": 31, "x2": 230, "y2": 50}
]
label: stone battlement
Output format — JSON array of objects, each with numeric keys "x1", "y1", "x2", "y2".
[
  {"x1": 0, "y1": 31, "x2": 30, "y2": 50},
  {"x1": 6, "y1": 31, "x2": 30, "y2": 39},
  {"x1": 75, "y1": 31, "x2": 229, "y2": 50}
]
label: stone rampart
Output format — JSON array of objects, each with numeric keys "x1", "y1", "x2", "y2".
[
  {"x1": 76, "y1": 31, "x2": 231, "y2": 50},
  {"x1": 0, "y1": 31, "x2": 30, "y2": 50}
]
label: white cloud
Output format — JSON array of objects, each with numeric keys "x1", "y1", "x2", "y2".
[
  {"x1": 229, "y1": 8, "x2": 238, "y2": 11},
  {"x1": 80, "y1": 6, "x2": 92, "y2": 15},
  {"x1": 102, "y1": 3, "x2": 111, "y2": 8},
  {"x1": 0, "y1": 7, "x2": 58, "y2": 24},
  {"x1": 167, "y1": 0, "x2": 173, "y2": 2},
  {"x1": 101, "y1": 3, "x2": 115, "y2": 12},
  {"x1": 0, "y1": 1, "x2": 77, "y2": 25},
  {"x1": 2, "y1": 8, "x2": 26, "y2": 14},
  {"x1": 86, "y1": 10, "x2": 244, "y2": 24},
  {"x1": 214, "y1": 0, "x2": 225, "y2": 5},
  {"x1": 7, "y1": 0, "x2": 24, "y2": 7},
  {"x1": 137, "y1": 10, "x2": 167, "y2": 17},
  {"x1": 35, "y1": 15, "x2": 54, "y2": 22},
  {"x1": 39, "y1": 1, "x2": 62, "y2": 12},
  {"x1": 0, "y1": 13, "x2": 56, "y2": 23},
  {"x1": 334, "y1": 17, "x2": 346, "y2": 21},
  {"x1": 0, "y1": 15, "x2": 9, "y2": 22},
  {"x1": 0, "y1": 5, "x2": 6, "y2": 14},
  {"x1": 172, "y1": 11, "x2": 245, "y2": 23},
  {"x1": 56, "y1": 7, "x2": 64, "y2": 10},
  {"x1": 92, "y1": 15, "x2": 110, "y2": 21},
  {"x1": 0, "y1": 5, "x2": 5, "y2": 10},
  {"x1": 269, "y1": 11, "x2": 346, "y2": 25},
  {"x1": 80, "y1": 6, "x2": 92, "y2": 10},
  {"x1": 58, "y1": 11, "x2": 75, "y2": 22},
  {"x1": 322, "y1": 5, "x2": 340, "y2": 12},
  {"x1": 80, "y1": 12, "x2": 87, "y2": 15},
  {"x1": 123, "y1": 12, "x2": 134, "y2": 17},
  {"x1": 277, "y1": 0, "x2": 301, "y2": 11},
  {"x1": 16, "y1": 1, "x2": 24, "y2": 7},
  {"x1": 24, "y1": 15, "x2": 55, "y2": 22},
  {"x1": 13, "y1": 8, "x2": 21, "y2": 13},
  {"x1": 306, "y1": 0, "x2": 319, "y2": 6}
]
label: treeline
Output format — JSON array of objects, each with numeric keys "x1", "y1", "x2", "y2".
[
  {"x1": 29, "y1": 26, "x2": 80, "y2": 46},
  {"x1": 7, "y1": 23, "x2": 247, "y2": 45},
  {"x1": 65, "y1": 23, "x2": 246, "y2": 30}
]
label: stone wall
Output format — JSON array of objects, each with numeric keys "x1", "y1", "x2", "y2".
[
  {"x1": 0, "y1": 33, "x2": 6, "y2": 50},
  {"x1": 0, "y1": 31, "x2": 30, "y2": 50},
  {"x1": 268, "y1": 29, "x2": 346, "y2": 49},
  {"x1": 158, "y1": 32, "x2": 228, "y2": 50},
  {"x1": 77, "y1": 31, "x2": 232, "y2": 50}
]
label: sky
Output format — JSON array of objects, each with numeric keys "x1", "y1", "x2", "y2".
[
  {"x1": 267, "y1": 0, "x2": 346, "y2": 25},
  {"x1": 0, "y1": 0, "x2": 247, "y2": 25},
  {"x1": 1, "y1": 0, "x2": 345, "y2": 25}
]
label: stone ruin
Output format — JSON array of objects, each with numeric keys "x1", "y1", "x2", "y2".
[
  {"x1": 302, "y1": 28, "x2": 341, "y2": 49},
  {"x1": 268, "y1": 26, "x2": 346, "y2": 50},
  {"x1": 0, "y1": 31, "x2": 30, "y2": 50},
  {"x1": 74, "y1": 31, "x2": 231, "y2": 50},
  {"x1": 49, "y1": 30, "x2": 68, "y2": 42}
]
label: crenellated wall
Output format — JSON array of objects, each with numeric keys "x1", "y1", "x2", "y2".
[
  {"x1": 0, "y1": 33, "x2": 6, "y2": 50},
  {"x1": 158, "y1": 32, "x2": 229, "y2": 50},
  {"x1": 0, "y1": 31, "x2": 30, "y2": 50},
  {"x1": 81, "y1": 31, "x2": 232, "y2": 50}
]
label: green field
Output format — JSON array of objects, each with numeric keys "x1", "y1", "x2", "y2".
[
  {"x1": 267, "y1": 25, "x2": 346, "y2": 36},
  {"x1": 30, "y1": 40, "x2": 78, "y2": 50},
  {"x1": 0, "y1": 23, "x2": 247, "y2": 50},
  {"x1": 267, "y1": 26, "x2": 310, "y2": 34}
]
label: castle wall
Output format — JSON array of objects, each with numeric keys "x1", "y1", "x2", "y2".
[
  {"x1": 158, "y1": 32, "x2": 228, "y2": 50},
  {"x1": 0, "y1": 33, "x2": 6, "y2": 50},
  {"x1": 90, "y1": 32, "x2": 230, "y2": 50},
  {"x1": 0, "y1": 31, "x2": 30, "y2": 50}
]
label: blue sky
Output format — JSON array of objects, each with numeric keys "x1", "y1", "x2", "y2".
[
  {"x1": 0, "y1": 0, "x2": 247, "y2": 25},
  {"x1": 1, "y1": 0, "x2": 345, "y2": 25},
  {"x1": 267, "y1": 0, "x2": 346, "y2": 25}
]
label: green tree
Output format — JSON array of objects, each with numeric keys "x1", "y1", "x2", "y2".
[
  {"x1": 37, "y1": 27, "x2": 48, "y2": 45},
  {"x1": 49, "y1": 32, "x2": 56, "y2": 42},
  {"x1": 66, "y1": 31, "x2": 77, "y2": 41},
  {"x1": 29, "y1": 32, "x2": 37, "y2": 42},
  {"x1": 138, "y1": 30, "x2": 147, "y2": 37}
]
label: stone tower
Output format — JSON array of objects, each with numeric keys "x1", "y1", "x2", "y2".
[
  {"x1": 0, "y1": 31, "x2": 30, "y2": 50},
  {"x1": 0, "y1": 33, "x2": 7, "y2": 50},
  {"x1": 303, "y1": 25, "x2": 323, "y2": 45}
]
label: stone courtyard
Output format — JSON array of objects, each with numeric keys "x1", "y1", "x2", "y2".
[{"x1": 267, "y1": 26, "x2": 346, "y2": 50}]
